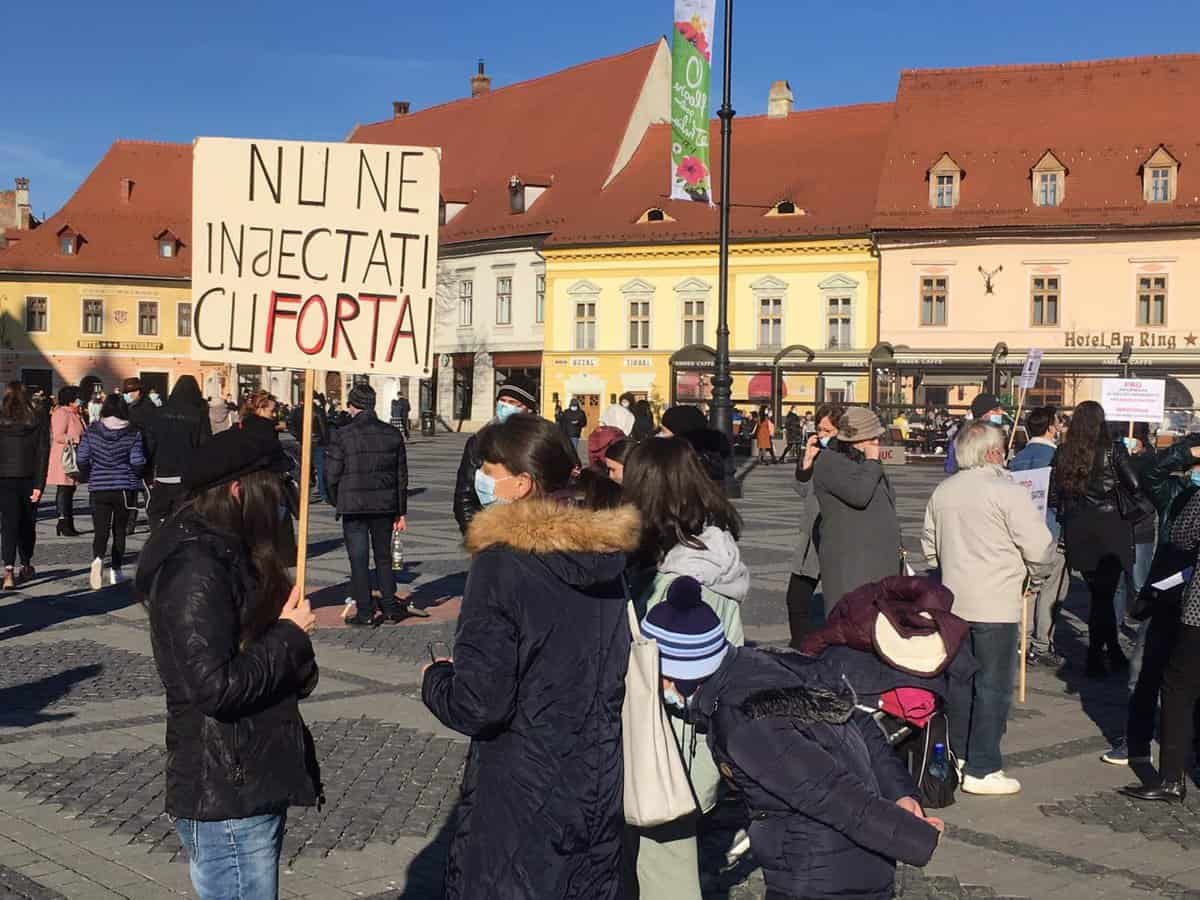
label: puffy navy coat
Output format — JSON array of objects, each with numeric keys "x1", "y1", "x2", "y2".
[
  {"x1": 422, "y1": 498, "x2": 638, "y2": 900},
  {"x1": 324, "y1": 410, "x2": 408, "y2": 516},
  {"x1": 691, "y1": 647, "x2": 940, "y2": 900}
]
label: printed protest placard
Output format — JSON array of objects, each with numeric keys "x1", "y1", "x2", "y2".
[
  {"x1": 190, "y1": 138, "x2": 440, "y2": 377},
  {"x1": 1100, "y1": 378, "x2": 1166, "y2": 423},
  {"x1": 1008, "y1": 466, "x2": 1050, "y2": 521},
  {"x1": 1018, "y1": 349, "x2": 1044, "y2": 390},
  {"x1": 670, "y1": 0, "x2": 716, "y2": 203}
]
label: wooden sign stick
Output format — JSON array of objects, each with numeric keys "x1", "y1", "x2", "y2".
[
  {"x1": 294, "y1": 368, "x2": 315, "y2": 596},
  {"x1": 1008, "y1": 387, "x2": 1026, "y2": 453}
]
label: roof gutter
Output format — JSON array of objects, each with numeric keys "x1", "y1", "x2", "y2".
[{"x1": 0, "y1": 269, "x2": 189, "y2": 283}]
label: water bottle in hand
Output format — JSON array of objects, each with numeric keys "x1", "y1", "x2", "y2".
[
  {"x1": 929, "y1": 742, "x2": 949, "y2": 780},
  {"x1": 391, "y1": 529, "x2": 405, "y2": 569}
]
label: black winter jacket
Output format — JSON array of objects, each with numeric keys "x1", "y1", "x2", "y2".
[
  {"x1": 422, "y1": 499, "x2": 638, "y2": 900},
  {"x1": 558, "y1": 406, "x2": 586, "y2": 438},
  {"x1": 1052, "y1": 440, "x2": 1141, "y2": 519},
  {"x1": 325, "y1": 410, "x2": 407, "y2": 516},
  {"x1": 149, "y1": 403, "x2": 211, "y2": 480},
  {"x1": 691, "y1": 647, "x2": 940, "y2": 900},
  {"x1": 287, "y1": 402, "x2": 330, "y2": 447},
  {"x1": 0, "y1": 417, "x2": 49, "y2": 491},
  {"x1": 136, "y1": 512, "x2": 321, "y2": 821}
]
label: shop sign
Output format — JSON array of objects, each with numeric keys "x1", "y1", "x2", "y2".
[
  {"x1": 569, "y1": 357, "x2": 598, "y2": 367},
  {"x1": 625, "y1": 357, "x2": 653, "y2": 368},
  {"x1": 77, "y1": 340, "x2": 164, "y2": 352},
  {"x1": 1064, "y1": 331, "x2": 1198, "y2": 350}
]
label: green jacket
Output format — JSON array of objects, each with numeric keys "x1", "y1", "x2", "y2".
[
  {"x1": 1140, "y1": 436, "x2": 1200, "y2": 532},
  {"x1": 641, "y1": 571, "x2": 745, "y2": 814}
]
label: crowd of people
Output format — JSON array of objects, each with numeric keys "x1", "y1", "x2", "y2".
[{"x1": 10, "y1": 368, "x2": 1200, "y2": 899}]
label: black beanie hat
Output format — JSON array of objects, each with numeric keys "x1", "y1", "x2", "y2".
[
  {"x1": 182, "y1": 426, "x2": 290, "y2": 494},
  {"x1": 662, "y1": 405, "x2": 708, "y2": 436},
  {"x1": 496, "y1": 374, "x2": 538, "y2": 409},
  {"x1": 348, "y1": 383, "x2": 376, "y2": 412}
]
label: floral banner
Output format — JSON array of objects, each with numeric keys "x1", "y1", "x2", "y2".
[{"x1": 670, "y1": 0, "x2": 715, "y2": 204}]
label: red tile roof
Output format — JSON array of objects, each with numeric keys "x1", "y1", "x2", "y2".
[
  {"x1": 0, "y1": 140, "x2": 191, "y2": 278},
  {"x1": 545, "y1": 102, "x2": 893, "y2": 248},
  {"x1": 348, "y1": 42, "x2": 664, "y2": 246},
  {"x1": 873, "y1": 54, "x2": 1200, "y2": 232}
]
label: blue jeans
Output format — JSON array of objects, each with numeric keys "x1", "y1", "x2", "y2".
[
  {"x1": 948, "y1": 622, "x2": 1019, "y2": 777},
  {"x1": 312, "y1": 446, "x2": 329, "y2": 504},
  {"x1": 175, "y1": 813, "x2": 285, "y2": 900}
]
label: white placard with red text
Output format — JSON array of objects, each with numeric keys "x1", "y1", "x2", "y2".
[{"x1": 1100, "y1": 378, "x2": 1166, "y2": 423}]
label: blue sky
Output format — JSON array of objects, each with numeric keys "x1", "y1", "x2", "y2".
[{"x1": 8, "y1": 0, "x2": 1200, "y2": 216}]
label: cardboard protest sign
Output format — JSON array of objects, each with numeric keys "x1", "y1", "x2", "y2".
[
  {"x1": 190, "y1": 138, "x2": 440, "y2": 377},
  {"x1": 1100, "y1": 378, "x2": 1166, "y2": 423}
]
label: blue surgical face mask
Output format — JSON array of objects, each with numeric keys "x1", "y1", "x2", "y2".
[
  {"x1": 662, "y1": 685, "x2": 688, "y2": 711},
  {"x1": 1190, "y1": 470, "x2": 1200, "y2": 488},
  {"x1": 474, "y1": 469, "x2": 498, "y2": 507},
  {"x1": 495, "y1": 401, "x2": 520, "y2": 423},
  {"x1": 122, "y1": 392, "x2": 135, "y2": 404},
  {"x1": 989, "y1": 414, "x2": 1004, "y2": 425}
]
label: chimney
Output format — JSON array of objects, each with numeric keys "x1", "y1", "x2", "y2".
[
  {"x1": 767, "y1": 80, "x2": 794, "y2": 119},
  {"x1": 471, "y1": 59, "x2": 491, "y2": 98},
  {"x1": 120, "y1": 177, "x2": 134, "y2": 204},
  {"x1": 392, "y1": 100, "x2": 411, "y2": 118},
  {"x1": 14, "y1": 177, "x2": 31, "y2": 230}
]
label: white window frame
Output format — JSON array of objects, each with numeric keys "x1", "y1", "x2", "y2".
[
  {"x1": 177, "y1": 302, "x2": 193, "y2": 338},
  {"x1": 458, "y1": 278, "x2": 474, "y2": 327},
  {"x1": 567, "y1": 280, "x2": 601, "y2": 351},
  {"x1": 138, "y1": 300, "x2": 159, "y2": 337},
  {"x1": 24, "y1": 295, "x2": 49, "y2": 333},
  {"x1": 59, "y1": 235, "x2": 75, "y2": 256},
  {"x1": 495, "y1": 275, "x2": 513, "y2": 326},
  {"x1": 935, "y1": 174, "x2": 956, "y2": 208},
  {"x1": 628, "y1": 298, "x2": 651, "y2": 350},
  {"x1": 1137, "y1": 274, "x2": 1168, "y2": 327},
  {"x1": 818, "y1": 274, "x2": 858, "y2": 351},
  {"x1": 920, "y1": 276, "x2": 948, "y2": 327},
  {"x1": 534, "y1": 271, "x2": 546, "y2": 324},
  {"x1": 1037, "y1": 172, "x2": 1059, "y2": 207},
  {"x1": 750, "y1": 276, "x2": 788, "y2": 350},
  {"x1": 675, "y1": 278, "x2": 711, "y2": 347},
  {"x1": 1151, "y1": 168, "x2": 1171, "y2": 203},
  {"x1": 928, "y1": 154, "x2": 962, "y2": 209},
  {"x1": 1030, "y1": 275, "x2": 1060, "y2": 327},
  {"x1": 575, "y1": 301, "x2": 596, "y2": 350},
  {"x1": 81, "y1": 298, "x2": 104, "y2": 336}
]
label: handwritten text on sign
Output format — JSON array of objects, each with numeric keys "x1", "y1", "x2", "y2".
[
  {"x1": 1100, "y1": 378, "x2": 1166, "y2": 423},
  {"x1": 190, "y1": 138, "x2": 440, "y2": 377}
]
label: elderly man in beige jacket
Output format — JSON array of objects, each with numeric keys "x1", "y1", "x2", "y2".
[{"x1": 923, "y1": 421, "x2": 1055, "y2": 796}]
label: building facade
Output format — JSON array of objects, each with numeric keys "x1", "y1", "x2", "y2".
[{"x1": 872, "y1": 55, "x2": 1200, "y2": 430}]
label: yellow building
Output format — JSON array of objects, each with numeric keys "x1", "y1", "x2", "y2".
[
  {"x1": 540, "y1": 100, "x2": 892, "y2": 428},
  {"x1": 0, "y1": 141, "x2": 226, "y2": 399}
]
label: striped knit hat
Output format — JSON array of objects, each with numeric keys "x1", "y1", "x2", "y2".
[{"x1": 642, "y1": 577, "x2": 729, "y2": 694}]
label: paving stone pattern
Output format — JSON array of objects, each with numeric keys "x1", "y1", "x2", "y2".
[
  {"x1": 0, "y1": 863, "x2": 67, "y2": 900},
  {"x1": 1042, "y1": 788, "x2": 1200, "y2": 849},
  {"x1": 0, "y1": 718, "x2": 467, "y2": 866},
  {"x1": 313, "y1": 619, "x2": 458, "y2": 663},
  {"x1": 0, "y1": 639, "x2": 161, "y2": 714}
]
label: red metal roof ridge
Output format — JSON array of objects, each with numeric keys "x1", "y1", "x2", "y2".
[
  {"x1": 112, "y1": 139, "x2": 191, "y2": 148},
  {"x1": 900, "y1": 52, "x2": 1200, "y2": 80},
  {"x1": 352, "y1": 40, "x2": 662, "y2": 132}
]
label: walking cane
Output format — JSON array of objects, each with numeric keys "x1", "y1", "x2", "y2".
[{"x1": 1019, "y1": 575, "x2": 1031, "y2": 704}]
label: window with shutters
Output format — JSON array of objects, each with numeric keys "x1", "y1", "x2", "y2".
[
  {"x1": 1137, "y1": 275, "x2": 1167, "y2": 326},
  {"x1": 920, "y1": 277, "x2": 948, "y2": 326},
  {"x1": 82, "y1": 299, "x2": 103, "y2": 334}
]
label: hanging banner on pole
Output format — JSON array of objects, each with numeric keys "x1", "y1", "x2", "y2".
[
  {"x1": 670, "y1": 0, "x2": 716, "y2": 204},
  {"x1": 1018, "y1": 349, "x2": 1044, "y2": 390},
  {"x1": 190, "y1": 137, "x2": 441, "y2": 377}
]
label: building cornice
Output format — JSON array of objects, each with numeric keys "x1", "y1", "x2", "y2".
[{"x1": 544, "y1": 240, "x2": 872, "y2": 263}]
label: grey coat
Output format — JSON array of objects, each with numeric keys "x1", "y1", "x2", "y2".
[
  {"x1": 812, "y1": 449, "x2": 901, "y2": 610},
  {"x1": 790, "y1": 466, "x2": 821, "y2": 579}
]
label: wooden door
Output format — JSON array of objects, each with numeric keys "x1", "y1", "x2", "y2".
[{"x1": 578, "y1": 394, "x2": 601, "y2": 439}]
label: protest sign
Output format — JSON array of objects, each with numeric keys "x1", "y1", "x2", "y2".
[
  {"x1": 1018, "y1": 349, "x2": 1044, "y2": 390},
  {"x1": 190, "y1": 138, "x2": 440, "y2": 377},
  {"x1": 1100, "y1": 378, "x2": 1166, "y2": 423},
  {"x1": 879, "y1": 445, "x2": 907, "y2": 466},
  {"x1": 1008, "y1": 466, "x2": 1050, "y2": 521}
]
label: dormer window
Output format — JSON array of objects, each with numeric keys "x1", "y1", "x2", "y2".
[
  {"x1": 637, "y1": 207, "x2": 676, "y2": 224},
  {"x1": 765, "y1": 199, "x2": 805, "y2": 217},
  {"x1": 57, "y1": 226, "x2": 80, "y2": 256},
  {"x1": 155, "y1": 229, "x2": 181, "y2": 259},
  {"x1": 1031, "y1": 151, "x2": 1067, "y2": 207},
  {"x1": 1141, "y1": 146, "x2": 1179, "y2": 204},
  {"x1": 928, "y1": 154, "x2": 962, "y2": 209}
]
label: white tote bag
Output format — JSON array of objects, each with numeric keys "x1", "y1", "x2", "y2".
[{"x1": 621, "y1": 600, "x2": 698, "y2": 827}]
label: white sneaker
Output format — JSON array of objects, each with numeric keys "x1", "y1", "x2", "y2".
[
  {"x1": 961, "y1": 770, "x2": 1021, "y2": 796},
  {"x1": 89, "y1": 557, "x2": 103, "y2": 590},
  {"x1": 109, "y1": 568, "x2": 125, "y2": 586}
]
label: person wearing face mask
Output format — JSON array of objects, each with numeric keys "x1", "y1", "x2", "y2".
[
  {"x1": 558, "y1": 397, "x2": 588, "y2": 464},
  {"x1": 46, "y1": 386, "x2": 86, "y2": 537},
  {"x1": 786, "y1": 404, "x2": 844, "y2": 646},
  {"x1": 944, "y1": 393, "x2": 1005, "y2": 475},
  {"x1": 923, "y1": 421, "x2": 1055, "y2": 795},
  {"x1": 422, "y1": 414, "x2": 637, "y2": 900},
  {"x1": 648, "y1": 577, "x2": 942, "y2": 900},
  {"x1": 122, "y1": 377, "x2": 159, "y2": 535},
  {"x1": 453, "y1": 375, "x2": 535, "y2": 533},
  {"x1": 1009, "y1": 406, "x2": 1069, "y2": 668}
]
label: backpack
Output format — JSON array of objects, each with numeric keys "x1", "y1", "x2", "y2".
[{"x1": 893, "y1": 709, "x2": 958, "y2": 809}]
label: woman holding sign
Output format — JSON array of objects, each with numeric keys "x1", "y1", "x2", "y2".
[
  {"x1": 1051, "y1": 401, "x2": 1142, "y2": 678},
  {"x1": 136, "y1": 426, "x2": 320, "y2": 900}
]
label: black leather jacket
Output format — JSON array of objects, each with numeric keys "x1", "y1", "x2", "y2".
[
  {"x1": 1052, "y1": 440, "x2": 1142, "y2": 519},
  {"x1": 136, "y1": 512, "x2": 321, "y2": 821},
  {"x1": 453, "y1": 432, "x2": 484, "y2": 534},
  {"x1": 0, "y1": 417, "x2": 49, "y2": 491}
]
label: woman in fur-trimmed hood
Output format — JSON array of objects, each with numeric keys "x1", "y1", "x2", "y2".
[{"x1": 421, "y1": 414, "x2": 639, "y2": 900}]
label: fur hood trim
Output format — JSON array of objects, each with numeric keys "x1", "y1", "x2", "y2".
[
  {"x1": 740, "y1": 684, "x2": 854, "y2": 725},
  {"x1": 466, "y1": 499, "x2": 641, "y2": 557}
]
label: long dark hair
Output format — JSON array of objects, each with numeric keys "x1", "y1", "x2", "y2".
[
  {"x1": 100, "y1": 393, "x2": 130, "y2": 421},
  {"x1": 623, "y1": 437, "x2": 742, "y2": 563},
  {"x1": 1, "y1": 381, "x2": 32, "y2": 424},
  {"x1": 190, "y1": 469, "x2": 291, "y2": 644},
  {"x1": 476, "y1": 414, "x2": 575, "y2": 494},
  {"x1": 1055, "y1": 400, "x2": 1106, "y2": 496}
]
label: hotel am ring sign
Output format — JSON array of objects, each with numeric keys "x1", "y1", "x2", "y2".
[{"x1": 190, "y1": 138, "x2": 441, "y2": 377}]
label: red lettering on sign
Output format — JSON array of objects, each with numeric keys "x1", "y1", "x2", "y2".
[
  {"x1": 332, "y1": 293, "x2": 360, "y2": 361},
  {"x1": 296, "y1": 294, "x2": 329, "y2": 356},
  {"x1": 384, "y1": 294, "x2": 418, "y2": 365},
  {"x1": 265, "y1": 291, "x2": 301, "y2": 352},
  {"x1": 359, "y1": 293, "x2": 397, "y2": 368}
]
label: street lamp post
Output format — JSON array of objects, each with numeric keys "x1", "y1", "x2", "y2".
[{"x1": 709, "y1": 0, "x2": 736, "y2": 437}]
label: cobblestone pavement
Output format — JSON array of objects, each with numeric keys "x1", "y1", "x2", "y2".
[{"x1": 0, "y1": 434, "x2": 1198, "y2": 898}]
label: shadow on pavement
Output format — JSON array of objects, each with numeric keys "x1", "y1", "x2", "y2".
[
  {"x1": 0, "y1": 663, "x2": 102, "y2": 726},
  {"x1": 0, "y1": 583, "x2": 141, "y2": 642}
]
